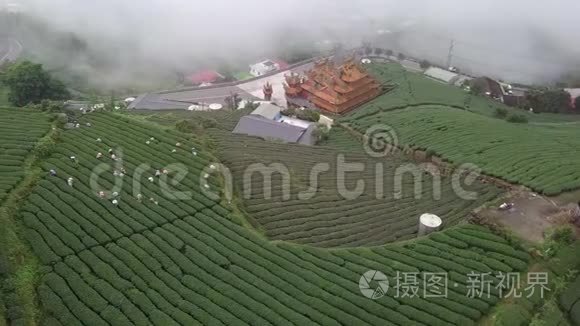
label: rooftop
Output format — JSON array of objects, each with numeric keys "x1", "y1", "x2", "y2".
[
  {"x1": 250, "y1": 102, "x2": 282, "y2": 120},
  {"x1": 186, "y1": 69, "x2": 223, "y2": 85},
  {"x1": 279, "y1": 116, "x2": 313, "y2": 129},
  {"x1": 424, "y1": 67, "x2": 459, "y2": 84},
  {"x1": 473, "y1": 77, "x2": 505, "y2": 97},
  {"x1": 252, "y1": 60, "x2": 278, "y2": 68},
  {"x1": 233, "y1": 115, "x2": 314, "y2": 145}
]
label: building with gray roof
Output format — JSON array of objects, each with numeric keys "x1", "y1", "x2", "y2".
[
  {"x1": 233, "y1": 115, "x2": 315, "y2": 145},
  {"x1": 250, "y1": 103, "x2": 282, "y2": 120}
]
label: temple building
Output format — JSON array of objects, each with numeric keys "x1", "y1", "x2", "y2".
[{"x1": 284, "y1": 57, "x2": 382, "y2": 114}]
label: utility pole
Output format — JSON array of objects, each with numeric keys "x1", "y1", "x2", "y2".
[{"x1": 446, "y1": 39, "x2": 455, "y2": 69}]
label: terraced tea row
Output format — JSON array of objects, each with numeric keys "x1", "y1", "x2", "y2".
[
  {"x1": 355, "y1": 63, "x2": 578, "y2": 123},
  {"x1": 17, "y1": 112, "x2": 531, "y2": 325},
  {"x1": 134, "y1": 106, "x2": 253, "y2": 131},
  {"x1": 22, "y1": 113, "x2": 225, "y2": 259},
  {"x1": 561, "y1": 275, "x2": 580, "y2": 325},
  {"x1": 212, "y1": 130, "x2": 500, "y2": 247},
  {"x1": 342, "y1": 106, "x2": 580, "y2": 195},
  {"x1": 0, "y1": 108, "x2": 50, "y2": 203}
]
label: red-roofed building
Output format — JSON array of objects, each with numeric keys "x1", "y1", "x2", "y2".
[{"x1": 186, "y1": 70, "x2": 224, "y2": 85}]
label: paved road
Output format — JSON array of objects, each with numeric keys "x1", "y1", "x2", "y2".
[
  {"x1": 0, "y1": 38, "x2": 23, "y2": 63},
  {"x1": 131, "y1": 61, "x2": 315, "y2": 110},
  {"x1": 237, "y1": 62, "x2": 314, "y2": 107}
]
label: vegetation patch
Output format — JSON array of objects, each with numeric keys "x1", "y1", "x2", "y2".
[
  {"x1": 0, "y1": 108, "x2": 51, "y2": 203},
  {"x1": 343, "y1": 106, "x2": 580, "y2": 195},
  {"x1": 5, "y1": 111, "x2": 534, "y2": 325},
  {"x1": 211, "y1": 127, "x2": 500, "y2": 247}
]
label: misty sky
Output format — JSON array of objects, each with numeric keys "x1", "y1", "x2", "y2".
[{"x1": 7, "y1": 0, "x2": 580, "y2": 86}]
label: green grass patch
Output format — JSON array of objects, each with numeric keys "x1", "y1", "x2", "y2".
[
  {"x1": 342, "y1": 105, "x2": 580, "y2": 195},
  {"x1": 233, "y1": 71, "x2": 253, "y2": 81},
  {"x1": 359, "y1": 62, "x2": 580, "y2": 124}
]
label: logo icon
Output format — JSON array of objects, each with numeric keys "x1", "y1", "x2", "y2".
[
  {"x1": 359, "y1": 270, "x2": 389, "y2": 299},
  {"x1": 363, "y1": 124, "x2": 399, "y2": 158}
]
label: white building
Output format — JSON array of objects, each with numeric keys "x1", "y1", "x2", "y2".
[
  {"x1": 424, "y1": 67, "x2": 459, "y2": 84},
  {"x1": 249, "y1": 60, "x2": 280, "y2": 77}
]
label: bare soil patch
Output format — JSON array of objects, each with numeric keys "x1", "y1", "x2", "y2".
[{"x1": 477, "y1": 189, "x2": 579, "y2": 243}]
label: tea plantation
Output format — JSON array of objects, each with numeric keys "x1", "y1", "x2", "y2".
[
  {"x1": 212, "y1": 129, "x2": 500, "y2": 247},
  {"x1": 356, "y1": 62, "x2": 580, "y2": 123},
  {"x1": 342, "y1": 106, "x2": 580, "y2": 195},
  {"x1": 561, "y1": 275, "x2": 580, "y2": 325},
  {"x1": 5, "y1": 110, "x2": 534, "y2": 325},
  {"x1": 0, "y1": 108, "x2": 50, "y2": 203}
]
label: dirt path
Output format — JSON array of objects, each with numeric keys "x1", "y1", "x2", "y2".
[{"x1": 477, "y1": 190, "x2": 577, "y2": 243}]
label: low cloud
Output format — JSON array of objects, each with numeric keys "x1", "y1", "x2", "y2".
[{"x1": 5, "y1": 0, "x2": 580, "y2": 89}]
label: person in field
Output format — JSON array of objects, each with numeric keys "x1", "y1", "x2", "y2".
[
  {"x1": 49, "y1": 169, "x2": 57, "y2": 176},
  {"x1": 96, "y1": 152, "x2": 103, "y2": 159},
  {"x1": 70, "y1": 156, "x2": 79, "y2": 167},
  {"x1": 112, "y1": 199, "x2": 119, "y2": 206},
  {"x1": 67, "y1": 177, "x2": 74, "y2": 187},
  {"x1": 155, "y1": 169, "x2": 161, "y2": 177},
  {"x1": 136, "y1": 194, "x2": 143, "y2": 202},
  {"x1": 98, "y1": 191, "x2": 105, "y2": 199}
]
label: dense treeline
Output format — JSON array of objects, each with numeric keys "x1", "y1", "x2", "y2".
[{"x1": 2, "y1": 61, "x2": 69, "y2": 106}]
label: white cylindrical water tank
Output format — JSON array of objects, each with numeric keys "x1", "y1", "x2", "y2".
[{"x1": 418, "y1": 213, "x2": 442, "y2": 237}]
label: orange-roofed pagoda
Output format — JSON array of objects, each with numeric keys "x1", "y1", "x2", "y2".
[{"x1": 284, "y1": 57, "x2": 382, "y2": 114}]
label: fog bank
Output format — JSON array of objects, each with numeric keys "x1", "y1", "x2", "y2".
[{"x1": 4, "y1": 0, "x2": 580, "y2": 90}]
